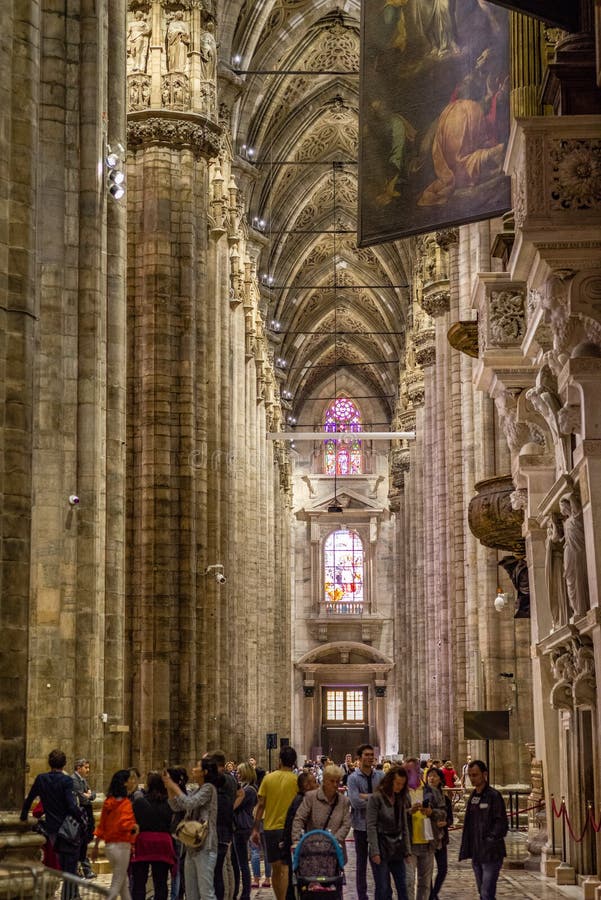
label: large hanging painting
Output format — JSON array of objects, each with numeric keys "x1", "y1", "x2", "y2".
[{"x1": 358, "y1": 0, "x2": 511, "y2": 246}]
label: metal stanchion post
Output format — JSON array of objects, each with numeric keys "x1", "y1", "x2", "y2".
[
  {"x1": 561, "y1": 797, "x2": 567, "y2": 863},
  {"x1": 551, "y1": 794, "x2": 556, "y2": 857}
]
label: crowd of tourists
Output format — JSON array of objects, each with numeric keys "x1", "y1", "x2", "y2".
[{"x1": 20, "y1": 745, "x2": 508, "y2": 900}]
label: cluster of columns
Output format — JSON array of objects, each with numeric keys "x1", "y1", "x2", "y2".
[
  {"x1": 390, "y1": 228, "x2": 533, "y2": 783},
  {"x1": 0, "y1": 0, "x2": 294, "y2": 833}
]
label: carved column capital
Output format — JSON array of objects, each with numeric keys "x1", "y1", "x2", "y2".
[
  {"x1": 421, "y1": 288, "x2": 450, "y2": 318},
  {"x1": 435, "y1": 228, "x2": 459, "y2": 250},
  {"x1": 127, "y1": 110, "x2": 221, "y2": 158}
]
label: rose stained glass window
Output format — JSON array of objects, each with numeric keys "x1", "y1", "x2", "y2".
[
  {"x1": 323, "y1": 398, "x2": 362, "y2": 475},
  {"x1": 324, "y1": 529, "x2": 364, "y2": 604}
]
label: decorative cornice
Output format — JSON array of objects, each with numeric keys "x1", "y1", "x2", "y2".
[{"x1": 127, "y1": 110, "x2": 222, "y2": 158}]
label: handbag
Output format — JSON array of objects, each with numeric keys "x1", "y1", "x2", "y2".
[
  {"x1": 57, "y1": 814, "x2": 83, "y2": 847},
  {"x1": 379, "y1": 833, "x2": 406, "y2": 863},
  {"x1": 175, "y1": 817, "x2": 209, "y2": 849},
  {"x1": 378, "y1": 794, "x2": 406, "y2": 862}
]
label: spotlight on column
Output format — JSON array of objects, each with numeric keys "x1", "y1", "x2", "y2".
[{"x1": 105, "y1": 145, "x2": 126, "y2": 202}]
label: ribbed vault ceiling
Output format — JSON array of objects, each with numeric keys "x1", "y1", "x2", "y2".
[{"x1": 221, "y1": 0, "x2": 412, "y2": 423}]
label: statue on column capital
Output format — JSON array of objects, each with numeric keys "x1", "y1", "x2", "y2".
[
  {"x1": 199, "y1": 21, "x2": 217, "y2": 83},
  {"x1": 127, "y1": 11, "x2": 151, "y2": 72},
  {"x1": 545, "y1": 512, "x2": 570, "y2": 628},
  {"x1": 166, "y1": 11, "x2": 190, "y2": 72},
  {"x1": 526, "y1": 365, "x2": 570, "y2": 476},
  {"x1": 559, "y1": 488, "x2": 590, "y2": 619}
]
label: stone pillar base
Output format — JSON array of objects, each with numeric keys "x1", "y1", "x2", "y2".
[
  {"x1": 541, "y1": 853, "x2": 561, "y2": 876},
  {"x1": 92, "y1": 857, "x2": 112, "y2": 874},
  {"x1": 555, "y1": 862, "x2": 577, "y2": 885},
  {"x1": 0, "y1": 814, "x2": 44, "y2": 866},
  {"x1": 582, "y1": 876, "x2": 601, "y2": 899}
]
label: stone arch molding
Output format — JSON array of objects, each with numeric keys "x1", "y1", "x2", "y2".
[{"x1": 297, "y1": 640, "x2": 394, "y2": 669}]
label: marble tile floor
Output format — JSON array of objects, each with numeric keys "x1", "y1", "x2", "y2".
[{"x1": 94, "y1": 832, "x2": 584, "y2": 899}]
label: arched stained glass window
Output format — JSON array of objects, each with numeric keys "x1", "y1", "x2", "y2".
[
  {"x1": 323, "y1": 397, "x2": 362, "y2": 475},
  {"x1": 324, "y1": 529, "x2": 364, "y2": 605}
]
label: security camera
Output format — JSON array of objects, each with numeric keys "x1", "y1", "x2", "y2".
[
  {"x1": 69, "y1": 495, "x2": 80, "y2": 507},
  {"x1": 205, "y1": 564, "x2": 226, "y2": 584}
]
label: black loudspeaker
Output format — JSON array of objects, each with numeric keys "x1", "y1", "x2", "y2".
[
  {"x1": 280, "y1": 737, "x2": 290, "y2": 748},
  {"x1": 266, "y1": 732, "x2": 278, "y2": 750}
]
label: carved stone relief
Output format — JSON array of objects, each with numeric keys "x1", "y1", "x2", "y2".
[
  {"x1": 127, "y1": 116, "x2": 221, "y2": 158},
  {"x1": 549, "y1": 139, "x2": 601, "y2": 212},
  {"x1": 161, "y1": 73, "x2": 191, "y2": 111},
  {"x1": 526, "y1": 366, "x2": 570, "y2": 475},
  {"x1": 548, "y1": 636, "x2": 596, "y2": 711},
  {"x1": 488, "y1": 290, "x2": 526, "y2": 346},
  {"x1": 128, "y1": 74, "x2": 151, "y2": 110}
]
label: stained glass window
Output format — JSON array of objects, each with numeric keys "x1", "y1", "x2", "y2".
[
  {"x1": 324, "y1": 529, "x2": 364, "y2": 604},
  {"x1": 323, "y1": 397, "x2": 362, "y2": 475}
]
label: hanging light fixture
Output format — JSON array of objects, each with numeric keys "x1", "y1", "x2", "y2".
[{"x1": 328, "y1": 161, "x2": 343, "y2": 515}]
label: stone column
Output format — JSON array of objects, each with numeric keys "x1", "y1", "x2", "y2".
[
  {"x1": 0, "y1": 0, "x2": 39, "y2": 809},
  {"x1": 104, "y1": 0, "x2": 129, "y2": 780},
  {"x1": 126, "y1": 111, "x2": 220, "y2": 768}
]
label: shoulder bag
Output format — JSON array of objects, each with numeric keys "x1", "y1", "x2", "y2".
[
  {"x1": 175, "y1": 785, "x2": 214, "y2": 849},
  {"x1": 175, "y1": 817, "x2": 209, "y2": 848},
  {"x1": 57, "y1": 813, "x2": 83, "y2": 848},
  {"x1": 379, "y1": 796, "x2": 407, "y2": 863},
  {"x1": 322, "y1": 793, "x2": 339, "y2": 832}
]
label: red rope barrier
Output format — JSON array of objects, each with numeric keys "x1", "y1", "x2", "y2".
[
  {"x1": 589, "y1": 808, "x2": 601, "y2": 834},
  {"x1": 561, "y1": 804, "x2": 590, "y2": 844}
]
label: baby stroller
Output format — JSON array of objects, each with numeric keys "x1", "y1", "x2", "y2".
[{"x1": 292, "y1": 829, "x2": 345, "y2": 900}]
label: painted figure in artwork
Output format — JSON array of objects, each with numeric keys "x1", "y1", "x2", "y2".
[
  {"x1": 417, "y1": 47, "x2": 509, "y2": 206},
  {"x1": 412, "y1": 0, "x2": 459, "y2": 58}
]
